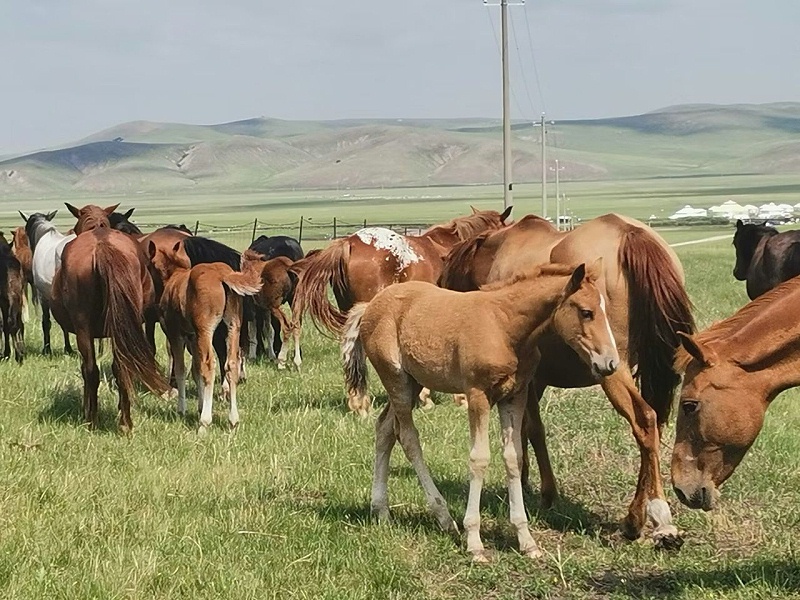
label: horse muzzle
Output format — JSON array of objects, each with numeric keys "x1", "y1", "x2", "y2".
[{"x1": 673, "y1": 482, "x2": 719, "y2": 511}]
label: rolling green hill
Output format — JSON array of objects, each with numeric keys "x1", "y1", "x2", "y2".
[{"x1": 1, "y1": 103, "x2": 798, "y2": 196}]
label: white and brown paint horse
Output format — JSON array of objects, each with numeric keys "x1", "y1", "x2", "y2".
[{"x1": 341, "y1": 262, "x2": 618, "y2": 561}]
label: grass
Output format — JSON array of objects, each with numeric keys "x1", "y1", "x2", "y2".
[{"x1": 0, "y1": 216, "x2": 798, "y2": 599}]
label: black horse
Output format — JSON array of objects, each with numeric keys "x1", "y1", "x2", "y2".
[
  {"x1": 247, "y1": 235, "x2": 304, "y2": 359},
  {"x1": 182, "y1": 236, "x2": 254, "y2": 380},
  {"x1": 0, "y1": 234, "x2": 25, "y2": 363},
  {"x1": 733, "y1": 219, "x2": 800, "y2": 300},
  {"x1": 108, "y1": 208, "x2": 143, "y2": 235}
]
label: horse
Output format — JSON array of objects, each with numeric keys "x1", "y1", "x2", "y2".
[
  {"x1": 11, "y1": 226, "x2": 37, "y2": 309},
  {"x1": 439, "y1": 213, "x2": 694, "y2": 548},
  {"x1": 672, "y1": 276, "x2": 800, "y2": 511},
  {"x1": 20, "y1": 210, "x2": 76, "y2": 355},
  {"x1": 247, "y1": 235, "x2": 304, "y2": 360},
  {"x1": 732, "y1": 219, "x2": 800, "y2": 300},
  {"x1": 0, "y1": 235, "x2": 25, "y2": 363},
  {"x1": 292, "y1": 206, "x2": 512, "y2": 336},
  {"x1": 341, "y1": 262, "x2": 618, "y2": 560},
  {"x1": 241, "y1": 249, "x2": 302, "y2": 369},
  {"x1": 108, "y1": 208, "x2": 143, "y2": 236},
  {"x1": 147, "y1": 239, "x2": 262, "y2": 432},
  {"x1": 51, "y1": 204, "x2": 168, "y2": 431}
]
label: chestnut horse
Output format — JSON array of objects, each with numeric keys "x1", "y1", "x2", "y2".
[
  {"x1": 292, "y1": 206, "x2": 512, "y2": 336},
  {"x1": 241, "y1": 249, "x2": 302, "y2": 370},
  {"x1": 148, "y1": 240, "x2": 262, "y2": 432},
  {"x1": 732, "y1": 219, "x2": 800, "y2": 300},
  {"x1": 341, "y1": 262, "x2": 618, "y2": 560},
  {"x1": 51, "y1": 204, "x2": 168, "y2": 431},
  {"x1": 11, "y1": 226, "x2": 37, "y2": 309},
  {"x1": 439, "y1": 213, "x2": 694, "y2": 547},
  {"x1": 672, "y1": 277, "x2": 800, "y2": 511}
]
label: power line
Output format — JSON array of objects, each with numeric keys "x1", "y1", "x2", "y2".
[
  {"x1": 484, "y1": 6, "x2": 528, "y2": 122},
  {"x1": 509, "y1": 11, "x2": 538, "y2": 121},
  {"x1": 522, "y1": 6, "x2": 547, "y2": 115}
]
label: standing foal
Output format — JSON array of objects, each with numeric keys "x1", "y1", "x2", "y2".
[{"x1": 341, "y1": 261, "x2": 618, "y2": 561}]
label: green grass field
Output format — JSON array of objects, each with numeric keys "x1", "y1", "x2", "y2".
[{"x1": 0, "y1": 191, "x2": 798, "y2": 599}]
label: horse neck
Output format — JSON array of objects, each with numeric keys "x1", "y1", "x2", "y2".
[
  {"x1": 488, "y1": 275, "x2": 566, "y2": 346},
  {"x1": 32, "y1": 225, "x2": 68, "y2": 252}
]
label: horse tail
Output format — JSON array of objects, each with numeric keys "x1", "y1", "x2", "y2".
[
  {"x1": 223, "y1": 268, "x2": 263, "y2": 297},
  {"x1": 20, "y1": 290, "x2": 29, "y2": 324},
  {"x1": 291, "y1": 238, "x2": 350, "y2": 336},
  {"x1": 341, "y1": 302, "x2": 369, "y2": 402},
  {"x1": 438, "y1": 234, "x2": 488, "y2": 291},
  {"x1": 96, "y1": 241, "x2": 169, "y2": 396},
  {"x1": 619, "y1": 226, "x2": 695, "y2": 426}
]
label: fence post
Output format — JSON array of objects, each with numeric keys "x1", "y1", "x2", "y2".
[
  {"x1": 298, "y1": 216, "x2": 304, "y2": 243},
  {"x1": 333, "y1": 217, "x2": 337, "y2": 239},
  {"x1": 251, "y1": 218, "x2": 258, "y2": 243},
  {"x1": 194, "y1": 220, "x2": 199, "y2": 236},
  {"x1": 363, "y1": 218, "x2": 367, "y2": 229}
]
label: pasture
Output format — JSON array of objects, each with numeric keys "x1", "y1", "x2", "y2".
[{"x1": 0, "y1": 198, "x2": 798, "y2": 598}]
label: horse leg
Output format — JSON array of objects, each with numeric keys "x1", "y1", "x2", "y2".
[
  {"x1": 248, "y1": 318, "x2": 258, "y2": 361},
  {"x1": 600, "y1": 367, "x2": 681, "y2": 549},
  {"x1": 270, "y1": 312, "x2": 281, "y2": 359},
  {"x1": 223, "y1": 303, "x2": 241, "y2": 429},
  {"x1": 62, "y1": 327, "x2": 73, "y2": 355},
  {"x1": 291, "y1": 315, "x2": 302, "y2": 369},
  {"x1": 165, "y1": 327, "x2": 187, "y2": 417},
  {"x1": 41, "y1": 299, "x2": 52, "y2": 355},
  {"x1": 272, "y1": 307, "x2": 292, "y2": 370},
  {"x1": 196, "y1": 328, "x2": 216, "y2": 434},
  {"x1": 370, "y1": 403, "x2": 397, "y2": 522},
  {"x1": 1, "y1": 302, "x2": 10, "y2": 360},
  {"x1": 111, "y1": 352, "x2": 134, "y2": 434},
  {"x1": 13, "y1": 318, "x2": 24, "y2": 365},
  {"x1": 523, "y1": 380, "x2": 558, "y2": 509},
  {"x1": 76, "y1": 329, "x2": 99, "y2": 430},
  {"x1": 499, "y1": 391, "x2": 542, "y2": 559},
  {"x1": 464, "y1": 388, "x2": 492, "y2": 561}
]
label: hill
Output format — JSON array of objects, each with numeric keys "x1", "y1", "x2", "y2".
[{"x1": 2, "y1": 103, "x2": 798, "y2": 196}]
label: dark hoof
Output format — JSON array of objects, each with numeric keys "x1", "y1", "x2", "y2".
[{"x1": 654, "y1": 531, "x2": 684, "y2": 552}]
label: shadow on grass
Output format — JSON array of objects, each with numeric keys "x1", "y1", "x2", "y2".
[
  {"x1": 36, "y1": 384, "x2": 119, "y2": 433},
  {"x1": 586, "y1": 557, "x2": 800, "y2": 597}
]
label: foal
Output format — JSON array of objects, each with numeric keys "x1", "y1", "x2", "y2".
[
  {"x1": 148, "y1": 240, "x2": 263, "y2": 432},
  {"x1": 341, "y1": 262, "x2": 618, "y2": 560},
  {"x1": 0, "y1": 237, "x2": 25, "y2": 363}
]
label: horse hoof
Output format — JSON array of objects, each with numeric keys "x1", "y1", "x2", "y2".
[
  {"x1": 653, "y1": 528, "x2": 684, "y2": 552},
  {"x1": 371, "y1": 506, "x2": 391, "y2": 523},
  {"x1": 197, "y1": 425, "x2": 209, "y2": 437},
  {"x1": 540, "y1": 489, "x2": 558, "y2": 511},
  {"x1": 277, "y1": 363, "x2": 286, "y2": 371},
  {"x1": 523, "y1": 546, "x2": 543, "y2": 560},
  {"x1": 471, "y1": 550, "x2": 491, "y2": 564}
]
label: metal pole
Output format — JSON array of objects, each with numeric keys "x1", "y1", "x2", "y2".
[
  {"x1": 251, "y1": 218, "x2": 258, "y2": 243},
  {"x1": 540, "y1": 113, "x2": 547, "y2": 218},
  {"x1": 194, "y1": 220, "x2": 199, "y2": 236},
  {"x1": 298, "y1": 216, "x2": 304, "y2": 242},
  {"x1": 501, "y1": 0, "x2": 512, "y2": 210},
  {"x1": 333, "y1": 217, "x2": 337, "y2": 239}
]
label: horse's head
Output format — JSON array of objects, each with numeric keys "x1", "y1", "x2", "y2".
[
  {"x1": 732, "y1": 219, "x2": 776, "y2": 281},
  {"x1": 424, "y1": 206, "x2": 512, "y2": 248},
  {"x1": 19, "y1": 210, "x2": 58, "y2": 251},
  {"x1": 108, "y1": 207, "x2": 142, "y2": 235},
  {"x1": 11, "y1": 227, "x2": 28, "y2": 251},
  {"x1": 66, "y1": 203, "x2": 119, "y2": 234},
  {"x1": 147, "y1": 239, "x2": 191, "y2": 282},
  {"x1": 551, "y1": 259, "x2": 619, "y2": 379},
  {"x1": 671, "y1": 333, "x2": 764, "y2": 511}
]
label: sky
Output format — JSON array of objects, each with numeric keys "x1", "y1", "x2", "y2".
[{"x1": 2, "y1": 0, "x2": 798, "y2": 155}]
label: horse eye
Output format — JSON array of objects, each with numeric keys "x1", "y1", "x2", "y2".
[
  {"x1": 580, "y1": 309, "x2": 594, "y2": 320},
  {"x1": 681, "y1": 400, "x2": 700, "y2": 416}
]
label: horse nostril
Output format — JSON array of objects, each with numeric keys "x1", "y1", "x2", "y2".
[
  {"x1": 608, "y1": 359, "x2": 617, "y2": 373},
  {"x1": 673, "y1": 486, "x2": 688, "y2": 506}
]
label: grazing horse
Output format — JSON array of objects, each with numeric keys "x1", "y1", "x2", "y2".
[
  {"x1": 247, "y1": 235, "x2": 304, "y2": 360},
  {"x1": 292, "y1": 206, "x2": 512, "y2": 336},
  {"x1": 52, "y1": 204, "x2": 168, "y2": 431},
  {"x1": 241, "y1": 250, "x2": 302, "y2": 369},
  {"x1": 342, "y1": 263, "x2": 618, "y2": 560},
  {"x1": 732, "y1": 219, "x2": 800, "y2": 300},
  {"x1": 20, "y1": 210, "x2": 75, "y2": 355},
  {"x1": 439, "y1": 213, "x2": 694, "y2": 547},
  {"x1": 11, "y1": 226, "x2": 37, "y2": 308},
  {"x1": 0, "y1": 236, "x2": 25, "y2": 363},
  {"x1": 148, "y1": 240, "x2": 262, "y2": 432},
  {"x1": 672, "y1": 277, "x2": 800, "y2": 511}
]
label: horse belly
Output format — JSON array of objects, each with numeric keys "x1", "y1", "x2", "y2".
[{"x1": 396, "y1": 325, "x2": 463, "y2": 393}]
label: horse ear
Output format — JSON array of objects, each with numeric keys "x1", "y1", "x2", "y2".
[
  {"x1": 678, "y1": 332, "x2": 716, "y2": 367},
  {"x1": 104, "y1": 203, "x2": 121, "y2": 215},
  {"x1": 123, "y1": 208, "x2": 135, "y2": 219},
  {"x1": 46, "y1": 210, "x2": 58, "y2": 221},
  {"x1": 500, "y1": 206, "x2": 512, "y2": 223},
  {"x1": 470, "y1": 205, "x2": 479, "y2": 215},
  {"x1": 148, "y1": 240, "x2": 157, "y2": 260},
  {"x1": 736, "y1": 219, "x2": 744, "y2": 229},
  {"x1": 65, "y1": 203, "x2": 80, "y2": 219},
  {"x1": 18, "y1": 211, "x2": 28, "y2": 223},
  {"x1": 172, "y1": 241, "x2": 182, "y2": 253},
  {"x1": 564, "y1": 263, "x2": 586, "y2": 297}
]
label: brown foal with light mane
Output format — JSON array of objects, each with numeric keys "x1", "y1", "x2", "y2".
[
  {"x1": 148, "y1": 240, "x2": 262, "y2": 433},
  {"x1": 672, "y1": 276, "x2": 800, "y2": 511},
  {"x1": 341, "y1": 261, "x2": 619, "y2": 561}
]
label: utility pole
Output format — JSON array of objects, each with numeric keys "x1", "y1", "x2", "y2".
[
  {"x1": 485, "y1": 0, "x2": 524, "y2": 210},
  {"x1": 550, "y1": 159, "x2": 564, "y2": 229},
  {"x1": 534, "y1": 113, "x2": 553, "y2": 218}
]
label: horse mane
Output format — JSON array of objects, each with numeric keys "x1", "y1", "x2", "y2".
[
  {"x1": 249, "y1": 234, "x2": 304, "y2": 261},
  {"x1": 423, "y1": 211, "x2": 500, "y2": 242},
  {"x1": 182, "y1": 236, "x2": 241, "y2": 270},
  {"x1": 676, "y1": 275, "x2": 800, "y2": 371},
  {"x1": 438, "y1": 233, "x2": 492, "y2": 291},
  {"x1": 163, "y1": 224, "x2": 193, "y2": 234}
]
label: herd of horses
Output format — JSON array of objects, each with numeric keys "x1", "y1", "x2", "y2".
[{"x1": 1, "y1": 203, "x2": 797, "y2": 561}]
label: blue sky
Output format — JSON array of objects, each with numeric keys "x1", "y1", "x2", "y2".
[{"x1": 2, "y1": 0, "x2": 798, "y2": 153}]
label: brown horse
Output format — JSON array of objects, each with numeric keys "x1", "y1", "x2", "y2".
[
  {"x1": 292, "y1": 206, "x2": 512, "y2": 335},
  {"x1": 241, "y1": 250, "x2": 302, "y2": 370},
  {"x1": 11, "y1": 226, "x2": 36, "y2": 308},
  {"x1": 0, "y1": 235, "x2": 26, "y2": 363},
  {"x1": 672, "y1": 277, "x2": 800, "y2": 511},
  {"x1": 439, "y1": 213, "x2": 695, "y2": 547},
  {"x1": 51, "y1": 204, "x2": 168, "y2": 431},
  {"x1": 147, "y1": 240, "x2": 262, "y2": 432},
  {"x1": 342, "y1": 262, "x2": 618, "y2": 560}
]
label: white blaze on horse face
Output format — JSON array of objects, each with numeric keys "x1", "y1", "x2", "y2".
[
  {"x1": 356, "y1": 227, "x2": 422, "y2": 271},
  {"x1": 599, "y1": 294, "x2": 617, "y2": 349}
]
